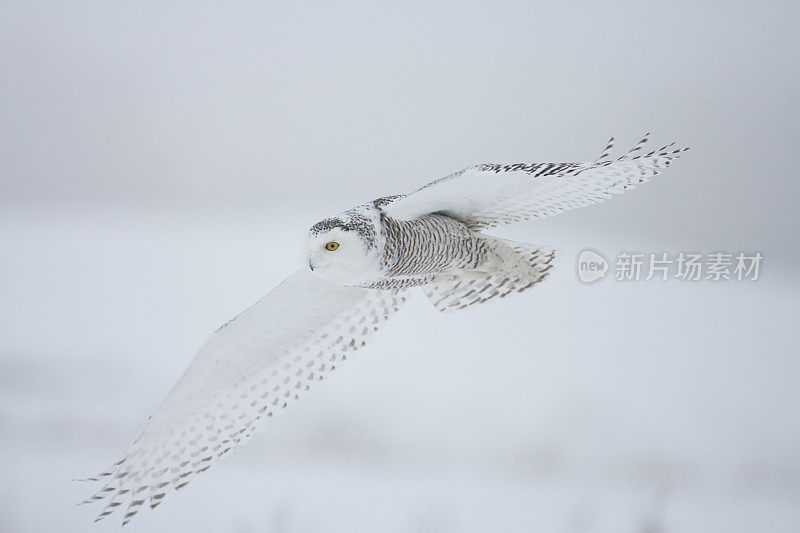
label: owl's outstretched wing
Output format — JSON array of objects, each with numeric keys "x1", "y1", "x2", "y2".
[
  {"x1": 383, "y1": 134, "x2": 689, "y2": 230},
  {"x1": 80, "y1": 269, "x2": 406, "y2": 526}
]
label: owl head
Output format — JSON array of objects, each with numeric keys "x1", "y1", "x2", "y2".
[{"x1": 305, "y1": 208, "x2": 381, "y2": 286}]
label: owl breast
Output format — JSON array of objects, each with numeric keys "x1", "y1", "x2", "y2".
[{"x1": 377, "y1": 213, "x2": 489, "y2": 284}]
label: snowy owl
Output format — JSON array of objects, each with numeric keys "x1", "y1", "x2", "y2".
[{"x1": 80, "y1": 134, "x2": 688, "y2": 525}]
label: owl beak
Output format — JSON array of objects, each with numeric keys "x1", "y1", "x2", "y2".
[{"x1": 308, "y1": 251, "x2": 323, "y2": 272}]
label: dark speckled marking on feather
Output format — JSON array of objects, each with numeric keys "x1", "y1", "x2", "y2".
[
  {"x1": 379, "y1": 213, "x2": 489, "y2": 279},
  {"x1": 476, "y1": 161, "x2": 583, "y2": 177},
  {"x1": 373, "y1": 195, "x2": 404, "y2": 208}
]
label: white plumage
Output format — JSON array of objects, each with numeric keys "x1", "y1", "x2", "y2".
[
  {"x1": 80, "y1": 134, "x2": 688, "y2": 525},
  {"x1": 385, "y1": 134, "x2": 685, "y2": 228}
]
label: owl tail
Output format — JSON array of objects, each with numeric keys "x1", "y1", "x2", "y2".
[{"x1": 423, "y1": 236, "x2": 560, "y2": 312}]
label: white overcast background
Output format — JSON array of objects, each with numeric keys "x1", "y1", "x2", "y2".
[{"x1": 1, "y1": 2, "x2": 798, "y2": 532}]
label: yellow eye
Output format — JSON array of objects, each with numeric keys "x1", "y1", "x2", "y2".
[{"x1": 325, "y1": 241, "x2": 339, "y2": 251}]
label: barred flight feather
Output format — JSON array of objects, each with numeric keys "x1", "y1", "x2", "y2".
[
  {"x1": 383, "y1": 134, "x2": 689, "y2": 230},
  {"x1": 81, "y1": 271, "x2": 406, "y2": 525}
]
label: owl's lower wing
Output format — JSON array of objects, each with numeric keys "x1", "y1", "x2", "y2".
[
  {"x1": 80, "y1": 269, "x2": 406, "y2": 525},
  {"x1": 383, "y1": 134, "x2": 689, "y2": 230}
]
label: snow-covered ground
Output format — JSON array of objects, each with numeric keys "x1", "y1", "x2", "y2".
[{"x1": 1, "y1": 204, "x2": 797, "y2": 532}]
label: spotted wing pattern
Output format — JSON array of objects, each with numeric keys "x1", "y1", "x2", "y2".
[
  {"x1": 383, "y1": 134, "x2": 689, "y2": 230},
  {"x1": 80, "y1": 269, "x2": 406, "y2": 525},
  {"x1": 424, "y1": 239, "x2": 559, "y2": 312}
]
